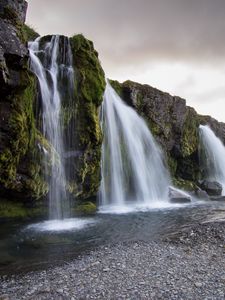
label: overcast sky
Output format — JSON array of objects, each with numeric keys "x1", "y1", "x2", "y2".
[{"x1": 26, "y1": 0, "x2": 225, "y2": 122}]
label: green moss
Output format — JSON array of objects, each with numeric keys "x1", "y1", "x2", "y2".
[
  {"x1": 22, "y1": 24, "x2": 39, "y2": 42},
  {"x1": 0, "y1": 62, "x2": 49, "y2": 199},
  {"x1": 74, "y1": 201, "x2": 97, "y2": 215},
  {"x1": 109, "y1": 80, "x2": 123, "y2": 97},
  {"x1": 0, "y1": 200, "x2": 46, "y2": 219},
  {"x1": 181, "y1": 108, "x2": 200, "y2": 157},
  {"x1": 68, "y1": 34, "x2": 106, "y2": 201},
  {"x1": 167, "y1": 155, "x2": 177, "y2": 177},
  {"x1": 70, "y1": 34, "x2": 105, "y2": 106},
  {"x1": 172, "y1": 178, "x2": 197, "y2": 191}
]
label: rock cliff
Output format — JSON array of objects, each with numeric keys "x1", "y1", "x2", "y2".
[
  {"x1": 0, "y1": 0, "x2": 105, "y2": 211},
  {"x1": 1, "y1": 0, "x2": 225, "y2": 215},
  {"x1": 110, "y1": 80, "x2": 225, "y2": 190},
  {"x1": 0, "y1": 0, "x2": 48, "y2": 201}
]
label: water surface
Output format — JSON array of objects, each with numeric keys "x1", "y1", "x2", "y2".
[{"x1": 0, "y1": 202, "x2": 225, "y2": 275}]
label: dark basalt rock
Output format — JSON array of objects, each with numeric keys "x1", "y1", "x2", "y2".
[
  {"x1": 110, "y1": 80, "x2": 225, "y2": 189},
  {"x1": 0, "y1": 1, "x2": 49, "y2": 201},
  {"x1": 199, "y1": 180, "x2": 222, "y2": 196},
  {"x1": 195, "y1": 187, "x2": 210, "y2": 200},
  {"x1": 0, "y1": 0, "x2": 27, "y2": 24}
]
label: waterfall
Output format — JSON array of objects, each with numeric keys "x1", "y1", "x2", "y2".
[
  {"x1": 199, "y1": 125, "x2": 225, "y2": 194},
  {"x1": 28, "y1": 35, "x2": 75, "y2": 219},
  {"x1": 99, "y1": 82, "x2": 171, "y2": 210}
]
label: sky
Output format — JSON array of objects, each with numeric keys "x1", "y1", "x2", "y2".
[{"x1": 26, "y1": 0, "x2": 225, "y2": 122}]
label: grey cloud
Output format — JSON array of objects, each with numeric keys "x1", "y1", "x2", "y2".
[
  {"x1": 194, "y1": 86, "x2": 225, "y2": 103},
  {"x1": 26, "y1": 0, "x2": 225, "y2": 67}
]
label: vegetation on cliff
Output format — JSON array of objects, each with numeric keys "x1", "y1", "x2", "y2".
[
  {"x1": 68, "y1": 34, "x2": 105, "y2": 200},
  {"x1": 110, "y1": 79, "x2": 225, "y2": 191}
]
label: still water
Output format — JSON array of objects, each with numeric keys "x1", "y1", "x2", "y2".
[{"x1": 0, "y1": 202, "x2": 224, "y2": 275}]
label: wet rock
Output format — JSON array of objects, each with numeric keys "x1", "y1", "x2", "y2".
[
  {"x1": 169, "y1": 187, "x2": 191, "y2": 204},
  {"x1": 194, "y1": 282, "x2": 203, "y2": 288},
  {"x1": 210, "y1": 196, "x2": 225, "y2": 202},
  {"x1": 195, "y1": 187, "x2": 210, "y2": 200},
  {"x1": 110, "y1": 80, "x2": 225, "y2": 189},
  {"x1": 199, "y1": 180, "x2": 222, "y2": 196}
]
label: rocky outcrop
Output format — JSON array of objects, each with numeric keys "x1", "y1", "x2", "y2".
[
  {"x1": 1, "y1": 0, "x2": 224, "y2": 212},
  {"x1": 68, "y1": 34, "x2": 105, "y2": 201},
  {"x1": 199, "y1": 180, "x2": 222, "y2": 196},
  {"x1": 0, "y1": 0, "x2": 48, "y2": 201},
  {"x1": 0, "y1": 0, "x2": 105, "y2": 207},
  {"x1": 27, "y1": 33, "x2": 105, "y2": 204},
  {"x1": 110, "y1": 80, "x2": 225, "y2": 190}
]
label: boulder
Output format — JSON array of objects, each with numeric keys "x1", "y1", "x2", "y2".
[
  {"x1": 195, "y1": 187, "x2": 210, "y2": 200},
  {"x1": 199, "y1": 180, "x2": 222, "y2": 196},
  {"x1": 169, "y1": 187, "x2": 191, "y2": 204}
]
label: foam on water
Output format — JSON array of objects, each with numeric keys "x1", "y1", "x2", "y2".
[
  {"x1": 98, "y1": 201, "x2": 190, "y2": 215},
  {"x1": 25, "y1": 218, "x2": 96, "y2": 232}
]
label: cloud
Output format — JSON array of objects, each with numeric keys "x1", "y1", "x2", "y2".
[
  {"x1": 26, "y1": 0, "x2": 225, "y2": 121},
  {"x1": 26, "y1": 0, "x2": 225, "y2": 67}
]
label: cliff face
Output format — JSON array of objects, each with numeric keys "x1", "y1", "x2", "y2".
[
  {"x1": 0, "y1": 0, "x2": 48, "y2": 201},
  {"x1": 110, "y1": 80, "x2": 225, "y2": 189},
  {"x1": 69, "y1": 35, "x2": 105, "y2": 201},
  {"x1": 1, "y1": 0, "x2": 225, "y2": 212},
  {"x1": 0, "y1": 0, "x2": 105, "y2": 208}
]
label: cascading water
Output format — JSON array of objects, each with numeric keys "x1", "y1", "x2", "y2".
[
  {"x1": 99, "y1": 82, "x2": 171, "y2": 210},
  {"x1": 199, "y1": 125, "x2": 225, "y2": 194},
  {"x1": 28, "y1": 35, "x2": 74, "y2": 219}
]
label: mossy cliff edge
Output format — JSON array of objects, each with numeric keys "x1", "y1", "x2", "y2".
[
  {"x1": 110, "y1": 80, "x2": 225, "y2": 190},
  {"x1": 0, "y1": 0, "x2": 105, "y2": 217},
  {"x1": 0, "y1": 0, "x2": 47, "y2": 205}
]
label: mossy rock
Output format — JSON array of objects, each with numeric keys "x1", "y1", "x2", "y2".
[
  {"x1": 0, "y1": 200, "x2": 46, "y2": 220},
  {"x1": 22, "y1": 24, "x2": 39, "y2": 42},
  {"x1": 109, "y1": 80, "x2": 123, "y2": 97},
  {"x1": 172, "y1": 178, "x2": 197, "y2": 191},
  {"x1": 74, "y1": 201, "x2": 97, "y2": 215},
  {"x1": 181, "y1": 107, "x2": 200, "y2": 157},
  {"x1": 68, "y1": 34, "x2": 106, "y2": 201}
]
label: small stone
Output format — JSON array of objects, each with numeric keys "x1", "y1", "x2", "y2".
[
  {"x1": 150, "y1": 292, "x2": 156, "y2": 297},
  {"x1": 91, "y1": 261, "x2": 100, "y2": 266},
  {"x1": 56, "y1": 288, "x2": 64, "y2": 294},
  {"x1": 103, "y1": 268, "x2": 110, "y2": 272},
  {"x1": 194, "y1": 282, "x2": 203, "y2": 288},
  {"x1": 42, "y1": 286, "x2": 51, "y2": 293}
]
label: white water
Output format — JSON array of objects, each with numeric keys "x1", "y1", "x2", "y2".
[
  {"x1": 99, "y1": 82, "x2": 171, "y2": 211},
  {"x1": 199, "y1": 125, "x2": 225, "y2": 194},
  {"x1": 29, "y1": 36, "x2": 74, "y2": 219},
  {"x1": 26, "y1": 218, "x2": 97, "y2": 232}
]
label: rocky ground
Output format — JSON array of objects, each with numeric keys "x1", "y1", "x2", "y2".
[{"x1": 0, "y1": 221, "x2": 225, "y2": 300}]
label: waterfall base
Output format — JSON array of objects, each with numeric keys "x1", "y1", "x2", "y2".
[{"x1": 26, "y1": 218, "x2": 97, "y2": 232}]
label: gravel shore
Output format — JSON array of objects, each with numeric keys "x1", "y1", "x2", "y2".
[{"x1": 1, "y1": 221, "x2": 225, "y2": 300}]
